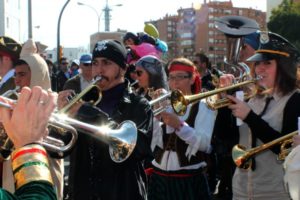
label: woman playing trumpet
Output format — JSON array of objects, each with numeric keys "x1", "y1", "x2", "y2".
[
  {"x1": 220, "y1": 32, "x2": 300, "y2": 200},
  {"x1": 147, "y1": 57, "x2": 217, "y2": 200}
]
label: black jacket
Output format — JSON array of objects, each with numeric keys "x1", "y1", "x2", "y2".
[{"x1": 68, "y1": 80, "x2": 153, "y2": 200}]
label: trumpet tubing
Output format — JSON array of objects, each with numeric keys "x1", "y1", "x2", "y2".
[
  {"x1": 149, "y1": 91, "x2": 171, "y2": 116},
  {"x1": 170, "y1": 78, "x2": 259, "y2": 116},
  {"x1": 59, "y1": 76, "x2": 102, "y2": 114},
  {"x1": 232, "y1": 130, "x2": 298, "y2": 169},
  {"x1": 0, "y1": 97, "x2": 137, "y2": 163}
]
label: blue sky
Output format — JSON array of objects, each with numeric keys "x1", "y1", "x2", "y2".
[{"x1": 31, "y1": 0, "x2": 266, "y2": 49}]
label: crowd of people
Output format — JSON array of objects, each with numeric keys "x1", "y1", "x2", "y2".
[{"x1": 0, "y1": 16, "x2": 299, "y2": 200}]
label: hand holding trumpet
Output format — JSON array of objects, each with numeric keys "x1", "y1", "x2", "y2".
[
  {"x1": 219, "y1": 74, "x2": 251, "y2": 120},
  {"x1": 0, "y1": 86, "x2": 57, "y2": 148}
]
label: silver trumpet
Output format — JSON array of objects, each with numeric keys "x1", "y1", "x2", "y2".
[
  {"x1": 149, "y1": 91, "x2": 171, "y2": 116},
  {"x1": 0, "y1": 96, "x2": 137, "y2": 163}
]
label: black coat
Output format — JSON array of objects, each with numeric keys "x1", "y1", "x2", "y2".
[
  {"x1": 56, "y1": 70, "x2": 68, "y2": 92},
  {"x1": 68, "y1": 81, "x2": 153, "y2": 200}
]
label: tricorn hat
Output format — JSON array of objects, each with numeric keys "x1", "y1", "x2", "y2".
[
  {"x1": 0, "y1": 36, "x2": 22, "y2": 60},
  {"x1": 215, "y1": 15, "x2": 259, "y2": 37},
  {"x1": 247, "y1": 31, "x2": 300, "y2": 62}
]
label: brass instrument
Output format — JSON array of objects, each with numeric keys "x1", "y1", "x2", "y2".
[
  {"x1": 149, "y1": 91, "x2": 171, "y2": 116},
  {"x1": 0, "y1": 96, "x2": 137, "y2": 163},
  {"x1": 170, "y1": 78, "x2": 259, "y2": 116},
  {"x1": 59, "y1": 76, "x2": 102, "y2": 114},
  {"x1": 232, "y1": 131, "x2": 298, "y2": 169}
]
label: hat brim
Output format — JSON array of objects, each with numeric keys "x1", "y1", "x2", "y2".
[
  {"x1": 80, "y1": 61, "x2": 92, "y2": 64},
  {"x1": 246, "y1": 53, "x2": 278, "y2": 62}
]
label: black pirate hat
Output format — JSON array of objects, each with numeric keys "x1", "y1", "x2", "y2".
[
  {"x1": 247, "y1": 32, "x2": 300, "y2": 62},
  {"x1": 0, "y1": 36, "x2": 22, "y2": 60}
]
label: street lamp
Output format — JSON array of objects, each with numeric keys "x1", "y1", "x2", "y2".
[
  {"x1": 57, "y1": 0, "x2": 71, "y2": 65},
  {"x1": 77, "y1": 2, "x2": 101, "y2": 32},
  {"x1": 103, "y1": 0, "x2": 122, "y2": 32}
]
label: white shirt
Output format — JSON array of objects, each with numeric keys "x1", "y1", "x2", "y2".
[{"x1": 152, "y1": 99, "x2": 217, "y2": 171}]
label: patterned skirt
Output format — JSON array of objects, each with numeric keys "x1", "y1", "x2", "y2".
[{"x1": 147, "y1": 167, "x2": 211, "y2": 200}]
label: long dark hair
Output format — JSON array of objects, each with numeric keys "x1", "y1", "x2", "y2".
[{"x1": 275, "y1": 56, "x2": 298, "y2": 95}]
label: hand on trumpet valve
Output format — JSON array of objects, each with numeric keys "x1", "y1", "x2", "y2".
[
  {"x1": 0, "y1": 86, "x2": 57, "y2": 148},
  {"x1": 227, "y1": 95, "x2": 251, "y2": 120},
  {"x1": 58, "y1": 90, "x2": 82, "y2": 117}
]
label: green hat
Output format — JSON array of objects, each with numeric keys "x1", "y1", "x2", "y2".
[{"x1": 0, "y1": 36, "x2": 22, "y2": 61}]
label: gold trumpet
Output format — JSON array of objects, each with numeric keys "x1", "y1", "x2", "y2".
[
  {"x1": 232, "y1": 131, "x2": 298, "y2": 169},
  {"x1": 59, "y1": 76, "x2": 102, "y2": 113},
  {"x1": 170, "y1": 78, "x2": 259, "y2": 116}
]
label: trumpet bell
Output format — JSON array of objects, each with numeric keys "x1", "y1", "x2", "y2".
[
  {"x1": 232, "y1": 144, "x2": 252, "y2": 169},
  {"x1": 108, "y1": 120, "x2": 137, "y2": 163},
  {"x1": 170, "y1": 90, "x2": 189, "y2": 116}
]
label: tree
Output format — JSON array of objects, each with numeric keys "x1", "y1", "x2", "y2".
[{"x1": 268, "y1": 0, "x2": 300, "y2": 50}]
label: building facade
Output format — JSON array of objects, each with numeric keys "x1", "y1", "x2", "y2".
[
  {"x1": 149, "y1": 0, "x2": 266, "y2": 65},
  {"x1": 0, "y1": 0, "x2": 27, "y2": 42}
]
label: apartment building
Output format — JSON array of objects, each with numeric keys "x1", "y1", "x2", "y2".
[
  {"x1": 149, "y1": 0, "x2": 266, "y2": 65},
  {"x1": 0, "y1": 0, "x2": 27, "y2": 42}
]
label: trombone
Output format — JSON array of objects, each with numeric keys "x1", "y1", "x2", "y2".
[{"x1": 232, "y1": 130, "x2": 298, "y2": 169}]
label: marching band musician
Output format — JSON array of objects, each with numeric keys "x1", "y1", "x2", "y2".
[
  {"x1": 58, "y1": 39, "x2": 153, "y2": 200},
  {"x1": 147, "y1": 57, "x2": 217, "y2": 200},
  {"x1": 2, "y1": 39, "x2": 64, "y2": 200},
  {"x1": 0, "y1": 36, "x2": 22, "y2": 95},
  {"x1": 220, "y1": 32, "x2": 300, "y2": 200},
  {"x1": 134, "y1": 55, "x2": 168, "y2": 100},
  {"x1": 0, "y1": 86, "x2": 57, "y2": 200},
  {"x1": 283, "y1": 118, "x2": 300, "y2": 200}
]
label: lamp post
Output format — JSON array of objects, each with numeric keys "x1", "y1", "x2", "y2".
[
  {"x1": 103, "y1": 0, "x2": 122, "y2": 32},
  {"x1": 77, "y1": 2, "x2": 101, "y2": 32},
  {"x1": 57, "y1": 0, "x2": 71, "y2": 65},
  {"x1": 28, "y1": 0, "x2": 32, "y2": 39}
]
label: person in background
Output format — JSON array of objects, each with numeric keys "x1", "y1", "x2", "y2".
[
  {"x1": 220, "y1": 32, "x2": 300, "y2": 200},
  {"x1": 148, "y1": 57, "x2": 216, "y2": 200},
  {"x1": 6, "y1": 39, "x2": 64, "y2": 200},
  {"x1": 0, "y1": 36, "x2": 22, "y2": 94},
  {"x1": 134, "y1": 55, "x2": 168, "y2": 99},
  {"x1": 123, "y1": 32, "x2": 140, "y2": 46},
  {"x1": 58, "y1": 39, "x2": 153, "y2": 200},
  {"x1": 0, "y1": 86, "x2": 57, "y2": 200},
  {"x1": 193, "y1": 52, "x2": 215, "y2": 91},
  {"x1": 63, "y1": 53, "x2": 93, "y2": 93},
  {"x1": 69, "y1": 59, "x2": 79, "y2": 78},
  {"x1": 239, "y1": 31, "x2": 260, "y2": 66},
  {"x1": 46, "y1": 59, "x2": 58, "y2": 91},
  {"x1": 56, "y1": 57, "x2": 70, "y2": 92}
]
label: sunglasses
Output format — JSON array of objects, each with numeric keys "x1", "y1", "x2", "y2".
[
  {"x1": 135, "y1": 70, "x2": 143, "y2": 77},
  {"x1": 61, "y1": 62, "x2": 68, "y2": 65}
]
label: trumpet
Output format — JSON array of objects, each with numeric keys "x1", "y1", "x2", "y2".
[
  {"x1": 232, "y1": 130, "x2": 298, "y2": 169},
  {"x1": 59, "y1": 76, "x2": 102, "y2": 113},
  {"x1": 149, "y1": 92, "x2": 171, "y2": 116},
  {"x1": 0, "y1": 97, "x2": 137, "y2": 163},
  {"x1": 170, "y1": 77, "x2": 260, "y2": 116}
]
